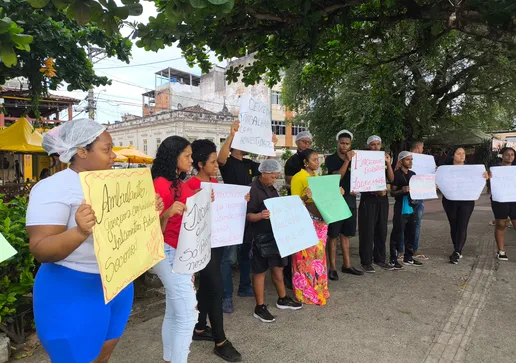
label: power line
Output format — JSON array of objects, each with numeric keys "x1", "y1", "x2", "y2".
[{"x1": 95, "y1": 57, "x2": 184, "y2": 70}]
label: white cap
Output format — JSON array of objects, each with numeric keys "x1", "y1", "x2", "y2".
[
  {"x1": 336, "y1": 129, "x2": 354, "y2": 141},
  {"x1": 398, "y1": 151, "x2": 412, "y2": 161},
  {"x1": 367, "y1": 135, "x2": 381, "y2": 145},
  {"x1": 295, "y1": 131, "x2": 313, "y2": 142},
  {"x1": 258, "y1": 159, "x2": 282, "y2": 173}
]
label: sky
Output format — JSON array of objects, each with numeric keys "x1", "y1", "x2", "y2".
[{"x1": 52, "y1": 1, "x2": 225, "y2": 124}]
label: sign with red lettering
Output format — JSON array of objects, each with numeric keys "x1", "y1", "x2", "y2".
[{"x1": 350, "y1": 151, "x2": 387, "y2": 193}]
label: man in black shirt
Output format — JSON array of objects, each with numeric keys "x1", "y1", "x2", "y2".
[
  {"x1": 325, "y1": 130, "x2": 364, "y2": 280},
  {"x1": 217, "y1": 120, "x2": 277, "y2": 313},
  {"x1": 284, "y1": 131, "x2": 313, "y2": 187},
  {"x1": 389, "y1": 151, "x2": 422, "y2": 268},
  {"x1": 358, "y1": 135, "x2": 395, "y2": 273}
]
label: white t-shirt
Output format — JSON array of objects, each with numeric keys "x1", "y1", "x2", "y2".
[{"x1": 26, "y1": 168, "x2": 99, "y2": 274}]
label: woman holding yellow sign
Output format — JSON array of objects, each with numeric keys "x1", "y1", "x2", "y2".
[{"x1": 26, "y1": 119, "x2": 164, "y2": 363}]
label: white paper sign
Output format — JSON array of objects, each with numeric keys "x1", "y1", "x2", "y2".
[
  {"x1": 490, "y1": 166, "x2": 516, "y2": 202},
  {"x1": 231, "y1": 93, "x2": 275, "y2": 156},
  {"x1": 350, "y1": 150, "x2": 387, "y2": 193},
  {"x1": 409, "y1": 174, "x2": 438, "y2": 200},
  {"x1": 201, "y1": 182, "x2": 251, "y2": 248},
  {"x1": 411, "y1": 154, "x2": 436, "y2": 175},
  {"x1": 174, "y1": 185, "x2": 212, "y2": 274},
  {"x1": 0, "y1": 233, "x2": 17, "y2": 263},
  {"x1": 436, "y1": 165, "x2": 486, "y2": 201},
  {"x1": 264, "y1": 196, "x2": 319, "y2": 257}
]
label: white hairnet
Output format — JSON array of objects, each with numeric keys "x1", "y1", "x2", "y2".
[
  {"x1": 295, "y1": 131, "x2": 313, "y2": 142},
  {"x1": 258, "y1": 159, "x2": 282, "y2": 173},
  {"x1": 42, "y1": 118, "x2": 106, "y2": 163},
  {"x1": 367, "y1": 135, "x2": 382, "y2": 145},
  {"x1": 398, "y1": 151, "x2": 412, "y2": 161},
  {"x1": 336, "y1": 129, "x2": 354, "y2": 141}
]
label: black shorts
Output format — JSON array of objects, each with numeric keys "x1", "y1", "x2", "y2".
[
  {"x1": 251, "y1": 246, "x2": 288, "y2": 274},
  {"x1": 327, "y1": 208, "x2": 357, "y2": 238},
  {"x1": 491, "y1": 201, "x2": 516, "y2": 220}
]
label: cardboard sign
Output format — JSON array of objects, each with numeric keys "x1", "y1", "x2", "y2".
[
  {"x1": 411, "y1": 154, "x2": 436, "y2": 175},
  {"x1": 409, "y1": 174, "x2": 438, "y2": 200},
  {"x1": 201, "y1": 182, "x2": 250, "y2": 248},
  {"x1": 308, "y1": 174, "x2": 352, "y2": 224},
  {"x1": 435, "y1": 165, "x2": 486, "y2": 201},
  {"x1": 490, "y1": 166, "x2": 516, "y2": 203},
  {"x1": 80, "y1": 169, "x2": 165, "y2": 303},
  {"x1": 0, "y1": 233, "x2": 17, "y2": 263},
  {"x1": 231, "y1": 93, "x2": 275, "y2": 156},
  {"x1": 264, "y1": 196, "x2": 319, "y2": 257},
  {"x1": 174, "y1": 185, "x2": 212, "y2": 274},
  {"x1": 350, "y1": 151, "x2": 387, "y2": 193}
]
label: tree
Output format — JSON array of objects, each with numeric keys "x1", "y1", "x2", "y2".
[
  {"x1": 281, "y1": 20, "x2": 516, "y2": 151},
  {"x1": 1, "y1": 0, "x2": 133, "y2": 117},
  {"x1": 137, "y1": 0, "x2": 516, "y2": 85}
]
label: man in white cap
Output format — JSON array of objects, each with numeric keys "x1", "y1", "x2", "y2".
[
  {"x1": 324, "y1": 130, "x2": 364, "y2": 280},
  {"x1": 389, "y1": 151, "x2": 422, "y2": 268},
  {"x1": 284, "y1": 131, "x2": 313, "y2": 186},
  {"x1": 358, "y1": 135, "x2": 395, "y2": 273}
]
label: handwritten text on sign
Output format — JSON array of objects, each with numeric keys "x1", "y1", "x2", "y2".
[
  {"x1": 80, "y1": 169, "x2": 165, "y2": 304},
  {"x1": 409, "y1": 174, "x2": 438, "y2": 200},
  {"x1": 174, "y1": 186, "x2": 212, "y2": 274},
  {"x1": 490, "y1": 166, "x2": 516, "y2": 203},
  {"x1": 350, "y1": 151, "x2": 387, "y2": 193},
  {"x1": 435, "y1": 165, "x2": 486, "y2": 201},
  {"x1": 201, "y1": 182, "x2": 250, "y2": 248},
  {"x1": 231, "y1": 93, "x2": 275, "y2": 156},
  {"x1": 411, "y1": 154, "x2": 436, "y2": 175},
  {"x1": 308, "y1": 175, "x2": 352, "y2": 224},
  {"x1": 264, "y1": 196, "x2": 319, "y2": 257}
]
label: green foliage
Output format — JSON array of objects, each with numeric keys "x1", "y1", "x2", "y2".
[
  {"x1": 0, "y1": 7, "x2": 33, "y2": 67},
  {"x1": 0, "y1": 196, "x2": 34, "y2": 328},
  {"x1": 1, "y1": 0, "x2": 133, "y2": 118},
  {"x1": 281, "y1": 148, "x2": 292, "y2": 162}
]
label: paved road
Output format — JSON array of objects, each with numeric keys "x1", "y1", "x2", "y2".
[{"x1": 18, "y1": 195, "x2": 516, "y2": 363}]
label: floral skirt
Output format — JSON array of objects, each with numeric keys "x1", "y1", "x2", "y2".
[{"x1": 292, "y1": 218, "x2": 330, "y2": 306}]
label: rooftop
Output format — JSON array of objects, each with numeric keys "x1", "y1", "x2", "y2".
[{"x1": 154, "y1": 67, "x2": 201, "y2": 86}]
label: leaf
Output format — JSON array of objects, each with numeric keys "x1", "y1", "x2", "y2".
[
  {"x1": 67, "y1": 0, "x2": 93, "y2": 25},
  {"x1": 114, "y1": 6, "x2": 130, "y2": 19},
  {"x1": 220, "y1": 0, "x2": 234, "y2": 13},
  {"x1": 51, "y1": 0, "x2": 74, "y2": 10},
  {"x1": 126, "y1": 3, "x2": 143, "y2": 16},
  {"x1": 189, "y1": 0, "x2": 207, "y2": 8},
  {"x1": 26, "y1": 0, "x2": 50, "y2": 8},
  {"x1": 206, "y1": 0, "x2": 229, "y2": 4},
  {"x1": 12, "y1": 34, "x2": 33, "y2": 45}
]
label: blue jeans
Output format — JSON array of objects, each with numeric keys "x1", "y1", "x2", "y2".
[
  {"x1": 238, "y1": 242, "x2": 252, "y2": 293},
  {"x1": 399, "y1": 200, "x2": 424, "y2": 253},
  {"x1": 221, "y1": 245, "x2": 237, "y2": 300},
  {"x1": 153, "y1": 245, "x2": 198, "y2": 363}
]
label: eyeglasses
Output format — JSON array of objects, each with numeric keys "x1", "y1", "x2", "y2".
[{"x1": 298, "y1": 140, "x2": 312, "y2": 145}]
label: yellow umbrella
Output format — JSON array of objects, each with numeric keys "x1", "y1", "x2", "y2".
[
  {"x1": 116, "y1": 145, "x2": 153, "y2": 164},
  {"x1": 114, "y1": 151, "x2": 128, "y2": 162}
]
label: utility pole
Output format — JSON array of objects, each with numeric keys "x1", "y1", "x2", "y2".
[{"x1": 85, "y1": 46, "x2": 106, "y2": 120}]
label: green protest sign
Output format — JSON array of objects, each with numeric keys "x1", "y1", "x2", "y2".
[{"x1": 308, "y1": 174, "x2": 352, "y2": 224}]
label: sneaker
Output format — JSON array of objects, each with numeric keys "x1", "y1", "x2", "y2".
[
  {"x1": 253, "y1": 305, "x2": 275, "y2": 323},
  {"x1": 276, "y1": 296, "x2": 302, "y2": 310},
  {"x1": 222, "y1": 298, "x2": 233, "y2": 314},
  {"x1": 214, "y1": 340, "x2": 242, "y2": 362},
  {"x1": 362, "y1": 264, "x2": 375, "y2": 273},
  {"x1": 237, "y1": 287, "x2": 254, "y2": 297},
  {"x1": 449, "y1": 252, "x2": 460, "y2": 264},
  {"x1": 414, "y1": 254, "x2": 429, "y2": 261},
  {"x1": 497, "y1": 251, "x2": 508, "y2": 261},
  {"x1": 389, "y1": 261, "x2": 404, "y2": 270},
  {"x1": 412, "y1": 258, "x2": 423, "y2": 266},
  {"x1": 342, "y1": 266, "x2": 365, "y2": 276},
  {"x1": 404, "y1": 258, "x2": 422, "y2": 266},
  {"x1": 375, "y1": 261, "x2": 395, "y2": 271},
  {"x1": 193, "y1": 326, "x2": 214, "y2": 341},
  {"x1": 328, "y1": 269, "x2": 339, "y2": 281}
]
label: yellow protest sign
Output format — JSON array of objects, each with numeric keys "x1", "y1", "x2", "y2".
[{"x1": 80, "y1": 168, "x2": 165, "y2": 303}]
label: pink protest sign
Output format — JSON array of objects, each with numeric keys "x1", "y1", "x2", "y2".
[{"x1": 350, "y1": 151, "x2": 387, "y2": 193}]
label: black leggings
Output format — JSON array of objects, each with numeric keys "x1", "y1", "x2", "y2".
[
  {"x1": 442, "y1": 197, "x2": 475, "y2": 254},
  {"x1": 195, "y1": 247, "x2": 225, "y2": 343}
]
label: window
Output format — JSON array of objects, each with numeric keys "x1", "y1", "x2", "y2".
[
  {"x1": 271, "y1": 91, "x2": 282, "y2": 106},
  {"x1": 156, "y1": 138, "x2": 161, "y2": 149},
  {"x1": 143, "y1": 139, "x2": 148, "y2": 154},
  {"x1": 292, "y1": 124, "x2": 307, "y2": 136},
  {"x1": 272, "y1": 120, "x2": 286, "y2": 135}
]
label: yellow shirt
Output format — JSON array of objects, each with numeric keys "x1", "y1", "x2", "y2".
[{"x1": 291, "y1": 169, "x2": 317, "y2": 203}]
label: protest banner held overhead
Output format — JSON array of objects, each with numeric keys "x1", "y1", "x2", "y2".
[
  {"x1": 350, "y1": 151, "x2": 387, "y2": 193},
  {"x1": 411, "y1": 154, "x2": 437, "y2": 175},
  {"x1": 490, "y1": 166, "x2": 516, "y2": 203},
  {"x1": 409, "y1": 174, "x2": 438, "y2": 200},
  {"x1": 80, "y1": 169, "x2": 165, "y2": 304},
  {"x1": 231, "y1": 93, "x2": 275, "y2": 156},
  {"x1": 264, "y1": 196, "x2": 319, "y2": 258},
  {"x1": 201, "y1": 182, "x2": 250, "y2": 248},
  {"x1": 174, "y1": 185, "x2": 212, "y2": 274},
  {"x1": 308, "y1": 175, "x2": 352, "y2": 224},
  {"x1": 435, "y1": 165, "x2": 486, "y2": 201}
]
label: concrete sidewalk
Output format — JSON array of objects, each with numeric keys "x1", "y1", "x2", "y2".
[{"x1": 18, "y1": 195, "x2": 516, "y2": 363}]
